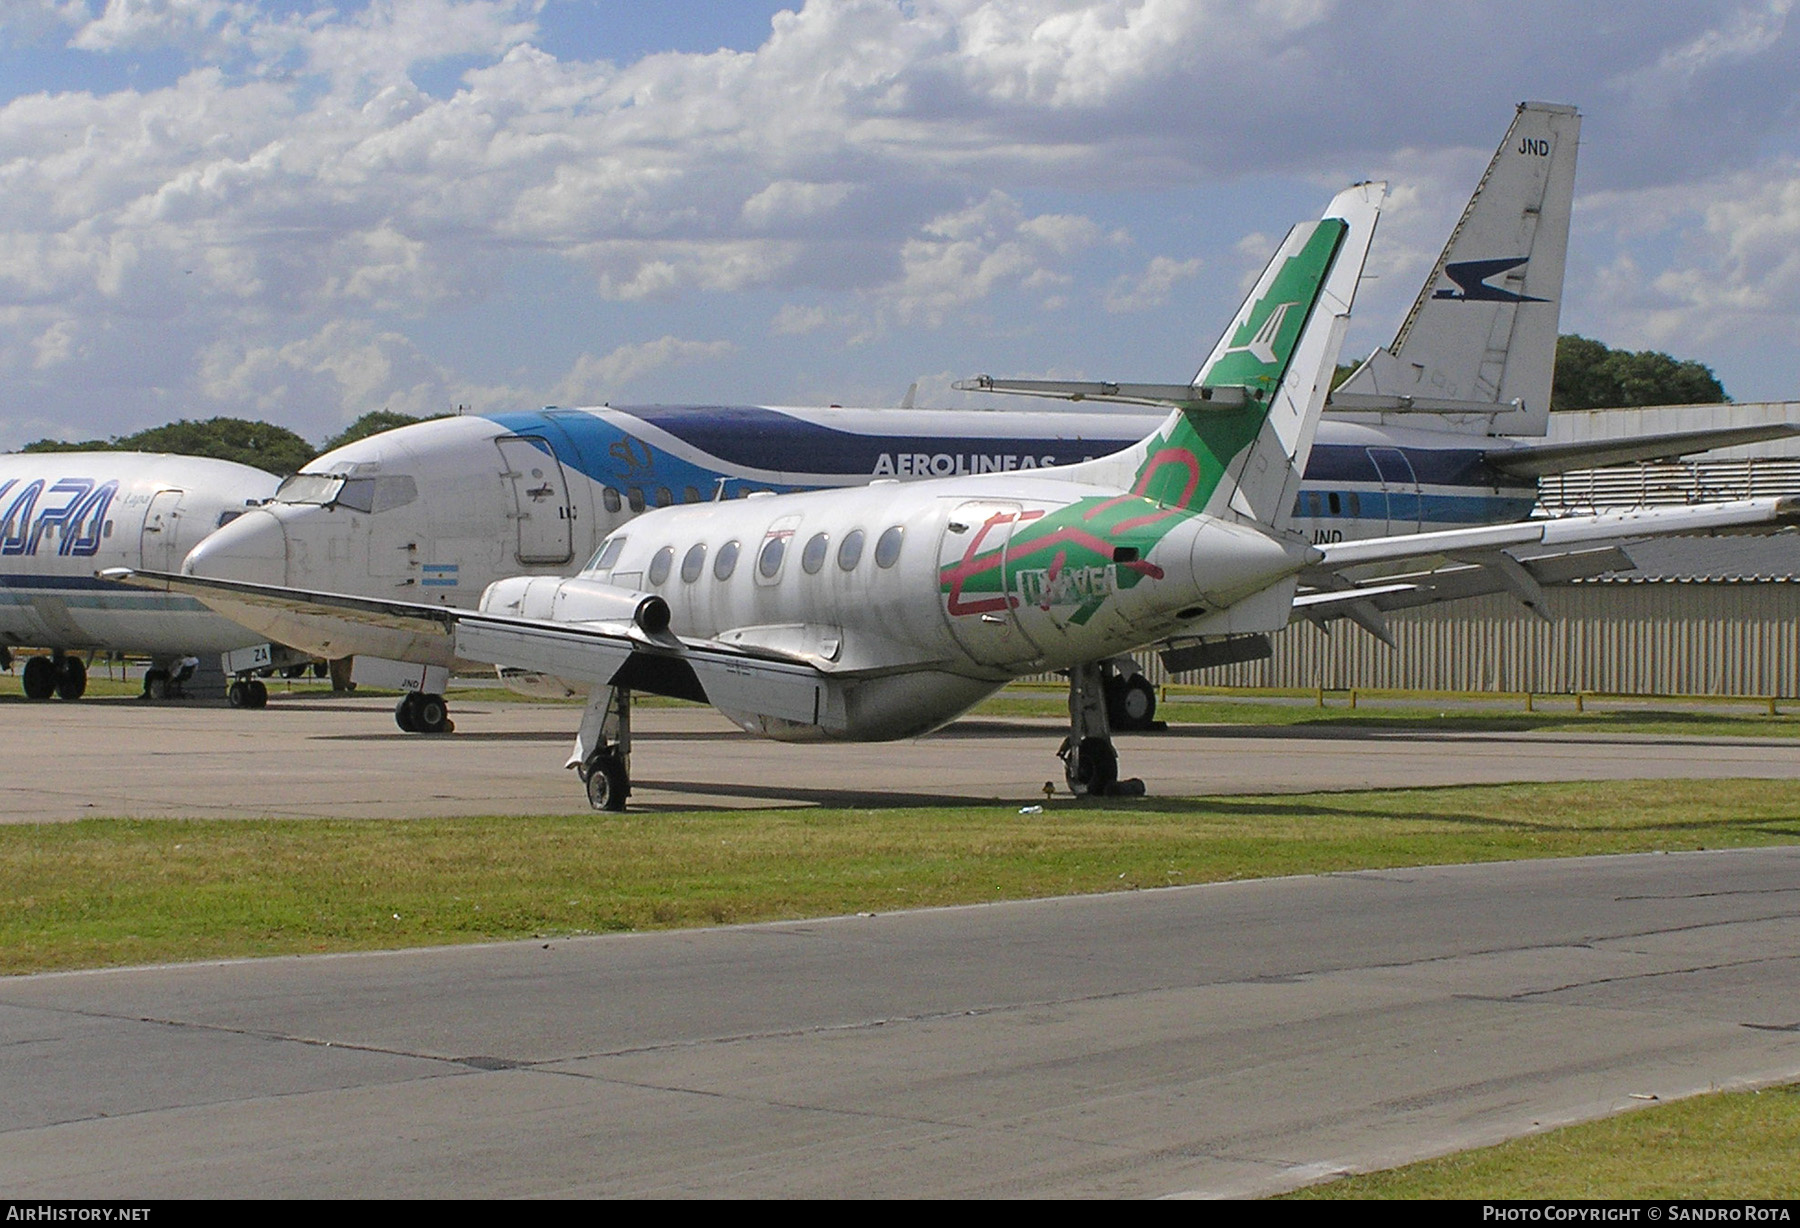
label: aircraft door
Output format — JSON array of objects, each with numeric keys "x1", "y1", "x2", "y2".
[
  {"x1": 139, "y1": 489, "x2": 186, "y2": 573},
  {"x1": 938, "y1": 500, "x2": 1044, "y2": 669},
  {"x1": 496, "y1": 437, "x2": 575, "y2": 565},
  {"x1": 1366, "y1": 448, "x2": 1422, "y2": 535}
]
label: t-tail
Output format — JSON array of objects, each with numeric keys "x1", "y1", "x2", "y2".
[
  {"x1": 1333, "y1": 101, "x2": 1578, "y2": 436},
  {"x1": 1072, "y1": 182, "x2": 1384, "y2": 530}
]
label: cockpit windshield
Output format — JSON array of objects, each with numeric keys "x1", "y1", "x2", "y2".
[
  {"x1": 274, "y1": 473, "x2": 344, "y2": 505},
  {"x1": 586, "y1": 535, "x2": 627, "y2": 574},
  {"x1": 273, "y1": 473, "x2": 418, "y2": 513}
]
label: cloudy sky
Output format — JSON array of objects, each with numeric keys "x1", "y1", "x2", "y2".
[{"x1": 2, "y1": 0, "x2": 1797, "y2": 451}]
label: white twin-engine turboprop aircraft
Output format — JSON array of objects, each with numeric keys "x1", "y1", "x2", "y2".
[
  {"x1": 117, "y1": 184, "x2": 1798, "y2": 808},
  {"x1": 174, "y1": 102, "x2": 1796, "y2": 739}
]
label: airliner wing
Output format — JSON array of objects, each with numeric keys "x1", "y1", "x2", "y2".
[
  {"x1": 1483, "y1": 424, "x2": 1800, "y2": 478},
  {"x1": 1294, "y1": 497, "x2": 1800, "y2": 639},
  {"x1": 105, "y1": 569, "x2": 838, "y2": 727}
]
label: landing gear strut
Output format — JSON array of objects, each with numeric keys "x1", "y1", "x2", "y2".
[
  {"x1": 1059, "y1": 661, "x2": 1145, "y2": 797},
  {"x1": 570, "y1": 686, "x2": 632, "y2": 812},
  {"x1": 141, "y1": 659, "x2": 196, "y2": 700},
  {"x1": 394, "y1": 692, "x2": 453, "y2": 735}
]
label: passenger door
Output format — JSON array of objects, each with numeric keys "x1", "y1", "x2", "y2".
[{"x1": 496, "y1": 437, "x2": 574, "y2": 565}]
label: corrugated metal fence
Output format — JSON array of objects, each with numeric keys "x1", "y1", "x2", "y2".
[{"x1": 1148, "y1": 581, "x2": 1800, "y2": 697}]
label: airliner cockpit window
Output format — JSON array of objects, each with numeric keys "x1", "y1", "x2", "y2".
[
  {"x1": 277, "y1": 474, "x2": 416, "y2": 514},
  {"x1": 334, "y1": 479, "x2": 377, "y2": 513},
  {"x1": 588, "y1": 535, "x2": 627, "y2": 573},
  {"x1": 274, "y1": 473, "x2": 345, "y2": 505},
  {"x1": 371, "y1": 475, "x2": 418, "y2": 512}
]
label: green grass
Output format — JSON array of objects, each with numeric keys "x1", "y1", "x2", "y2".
[
  {"x1": 3, "y1": 778, "x2": 1798, "y2": 975},
  {"x1": 1286, "y1": 1082, "x2": 1800, "y2": 1199}
]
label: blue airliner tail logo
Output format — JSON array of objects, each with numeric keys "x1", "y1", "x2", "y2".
[{"x1": 1431, "y1": 257, "x2": 1548, "y2": 303}]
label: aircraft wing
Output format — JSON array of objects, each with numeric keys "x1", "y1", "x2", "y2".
[
  {"x1": 105, "y1": 569, "x2": 839, "y2": 728},
  {"x1": 1483, "y1": 424, "x2": 1800, "y2": 478},
  {"x1": 1293, "y1": 497, "x2": 1800, "y2": 641}
]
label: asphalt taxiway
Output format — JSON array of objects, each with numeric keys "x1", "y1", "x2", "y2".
[{"x1": 7, "y1": 691, "x2": 1800, "y2": 820}]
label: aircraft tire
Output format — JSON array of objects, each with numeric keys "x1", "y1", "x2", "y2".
[
  {"x1": 1104, "y1": 674, "x2": 1157, "y2": 731},
  {"x1": 584, "y1": 752, "x2": 629, "y2": 812},
  {"x1": 413, "y1": 694, "x2": 450, "y2": 735},
  {"x1": 21, "y1": 656, "x2": 54, "y2": 701},
  {"x1": 1065, "y1": 736, "x2": 1119, "y2": 796},
  {"x1": 54, "y1": 657, "x2": 86, "y2": 701},
  {"x1": 394, "y1": 694, "x2": 418, "y2": 732}
]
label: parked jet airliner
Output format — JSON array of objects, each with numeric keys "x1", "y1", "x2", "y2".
[
  {"x1": 0, "y1": 452, "x2": 286, "y2": 703},
  {"x1": 179, "y1": 102, "x2": 1792, "y2": 735},
  {"x1": 125, "y1": 185, "x2": 1799, "y2": 810}
]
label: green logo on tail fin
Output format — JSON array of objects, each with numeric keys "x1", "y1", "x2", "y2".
[{"x1": 1131, "y1": 217, "x2": 1347, "y2": 512}]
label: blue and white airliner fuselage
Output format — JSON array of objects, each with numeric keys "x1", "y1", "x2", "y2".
[{"x1": 0, "y1": 452, "x2": 281, "y2": 700}]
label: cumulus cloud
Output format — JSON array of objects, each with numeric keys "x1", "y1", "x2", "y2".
[
  {"x1": 551, "y1": 336, "x2": 737, "y2": 404},
  {"x1": 1104, "y1": 254, "x2": 1203, "y2": 313},
  {"x1": 195, "y1": 319, "x2": 527, "y2": 432},
  {"x1": 1573, "y1": 157, "x2": 1800, "y2": 358},
  {"x1": 2, "y1": 0, "x2": 1798, "y2": 441},
  {"x1": 877, "y1": 191, "x2": 1105, "y2": 324}
]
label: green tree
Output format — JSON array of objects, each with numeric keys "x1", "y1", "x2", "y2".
[
  {"x1": 320, "y1": 409, "x2": 451, "y2": 455},
  {"x1": 1552, "y1": 335, "x2": 1727, "y2": 411},
  {"x1": 20, "y1": 417, "x2": 317, "y2": 475}
]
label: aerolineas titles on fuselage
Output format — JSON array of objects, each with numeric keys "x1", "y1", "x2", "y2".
[{"x1": 871, "y1": 452, "x2": 1063, "y2": 478}]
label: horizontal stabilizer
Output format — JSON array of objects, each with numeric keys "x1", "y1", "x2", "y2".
[
  {"x1": 1485, "y1": 423, "x2": 1800, "y2": 478},
  {"x1": 954, "y1": 376, "x2": 1251, "y2": 409},
  {"x1": 1317, "y1": 497, "x2": 1800, "y2": 572}
]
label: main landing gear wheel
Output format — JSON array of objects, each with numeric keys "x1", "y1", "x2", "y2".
[
  {"x1": 580, "y1": 751, "x2": 629, "y2": 812},
  {"x1": 143, "y1": 668, "x2": 169, "y2": 700},
  {"x1": 53, "y1": 657, "x2": 87, "y2": 701},
  {"x1": 1062, "y1": 735, "x2": 1119, "y2": 796},
  {"x1": 229, "y1": 679, "x2": 270, "y2": 709},
  {"x1": 1104, "y1": 673, "x2": 1157, "y2": 731},
  {"x1": 21, "y1": 656, "x2": 54, "y2": 701},
  {"x1": 394, "y1": 692, "x2": 453, "y2": 734}
]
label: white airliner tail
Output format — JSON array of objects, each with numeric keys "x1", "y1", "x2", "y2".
[{"x1": 1332, "y1": 100, "x2": 1579, "y2": 436}]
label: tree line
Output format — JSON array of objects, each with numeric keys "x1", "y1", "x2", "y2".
[
  {"x1": 12, "y1": 337, "x2": 1736, "y2": 475},
  {"x1": 16, "y1": 410, "x2": 448, "y2": 475}
]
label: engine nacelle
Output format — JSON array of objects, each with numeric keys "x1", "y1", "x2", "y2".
[{"x1": 479, "y1": 575, "x2": 671, "y2": 634}]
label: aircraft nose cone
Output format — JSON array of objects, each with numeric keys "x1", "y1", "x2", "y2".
[{"x1": 183, "y1": 507, "x2": 289, "y2": 587}]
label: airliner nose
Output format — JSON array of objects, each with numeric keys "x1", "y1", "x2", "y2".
[{"x1": 183, "y1": 507, "x2": 290, "y2": 587}]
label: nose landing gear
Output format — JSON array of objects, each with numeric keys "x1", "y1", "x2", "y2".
[
  {"x1": 394, "y1": 691, "x2": 453, "y2": 735},
  {"x1": 227, "y1": 679, "x2": 269, "y2": 709},
  {"x1": 570, "y1": 686, "x2": 632, "y2": 812}
]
